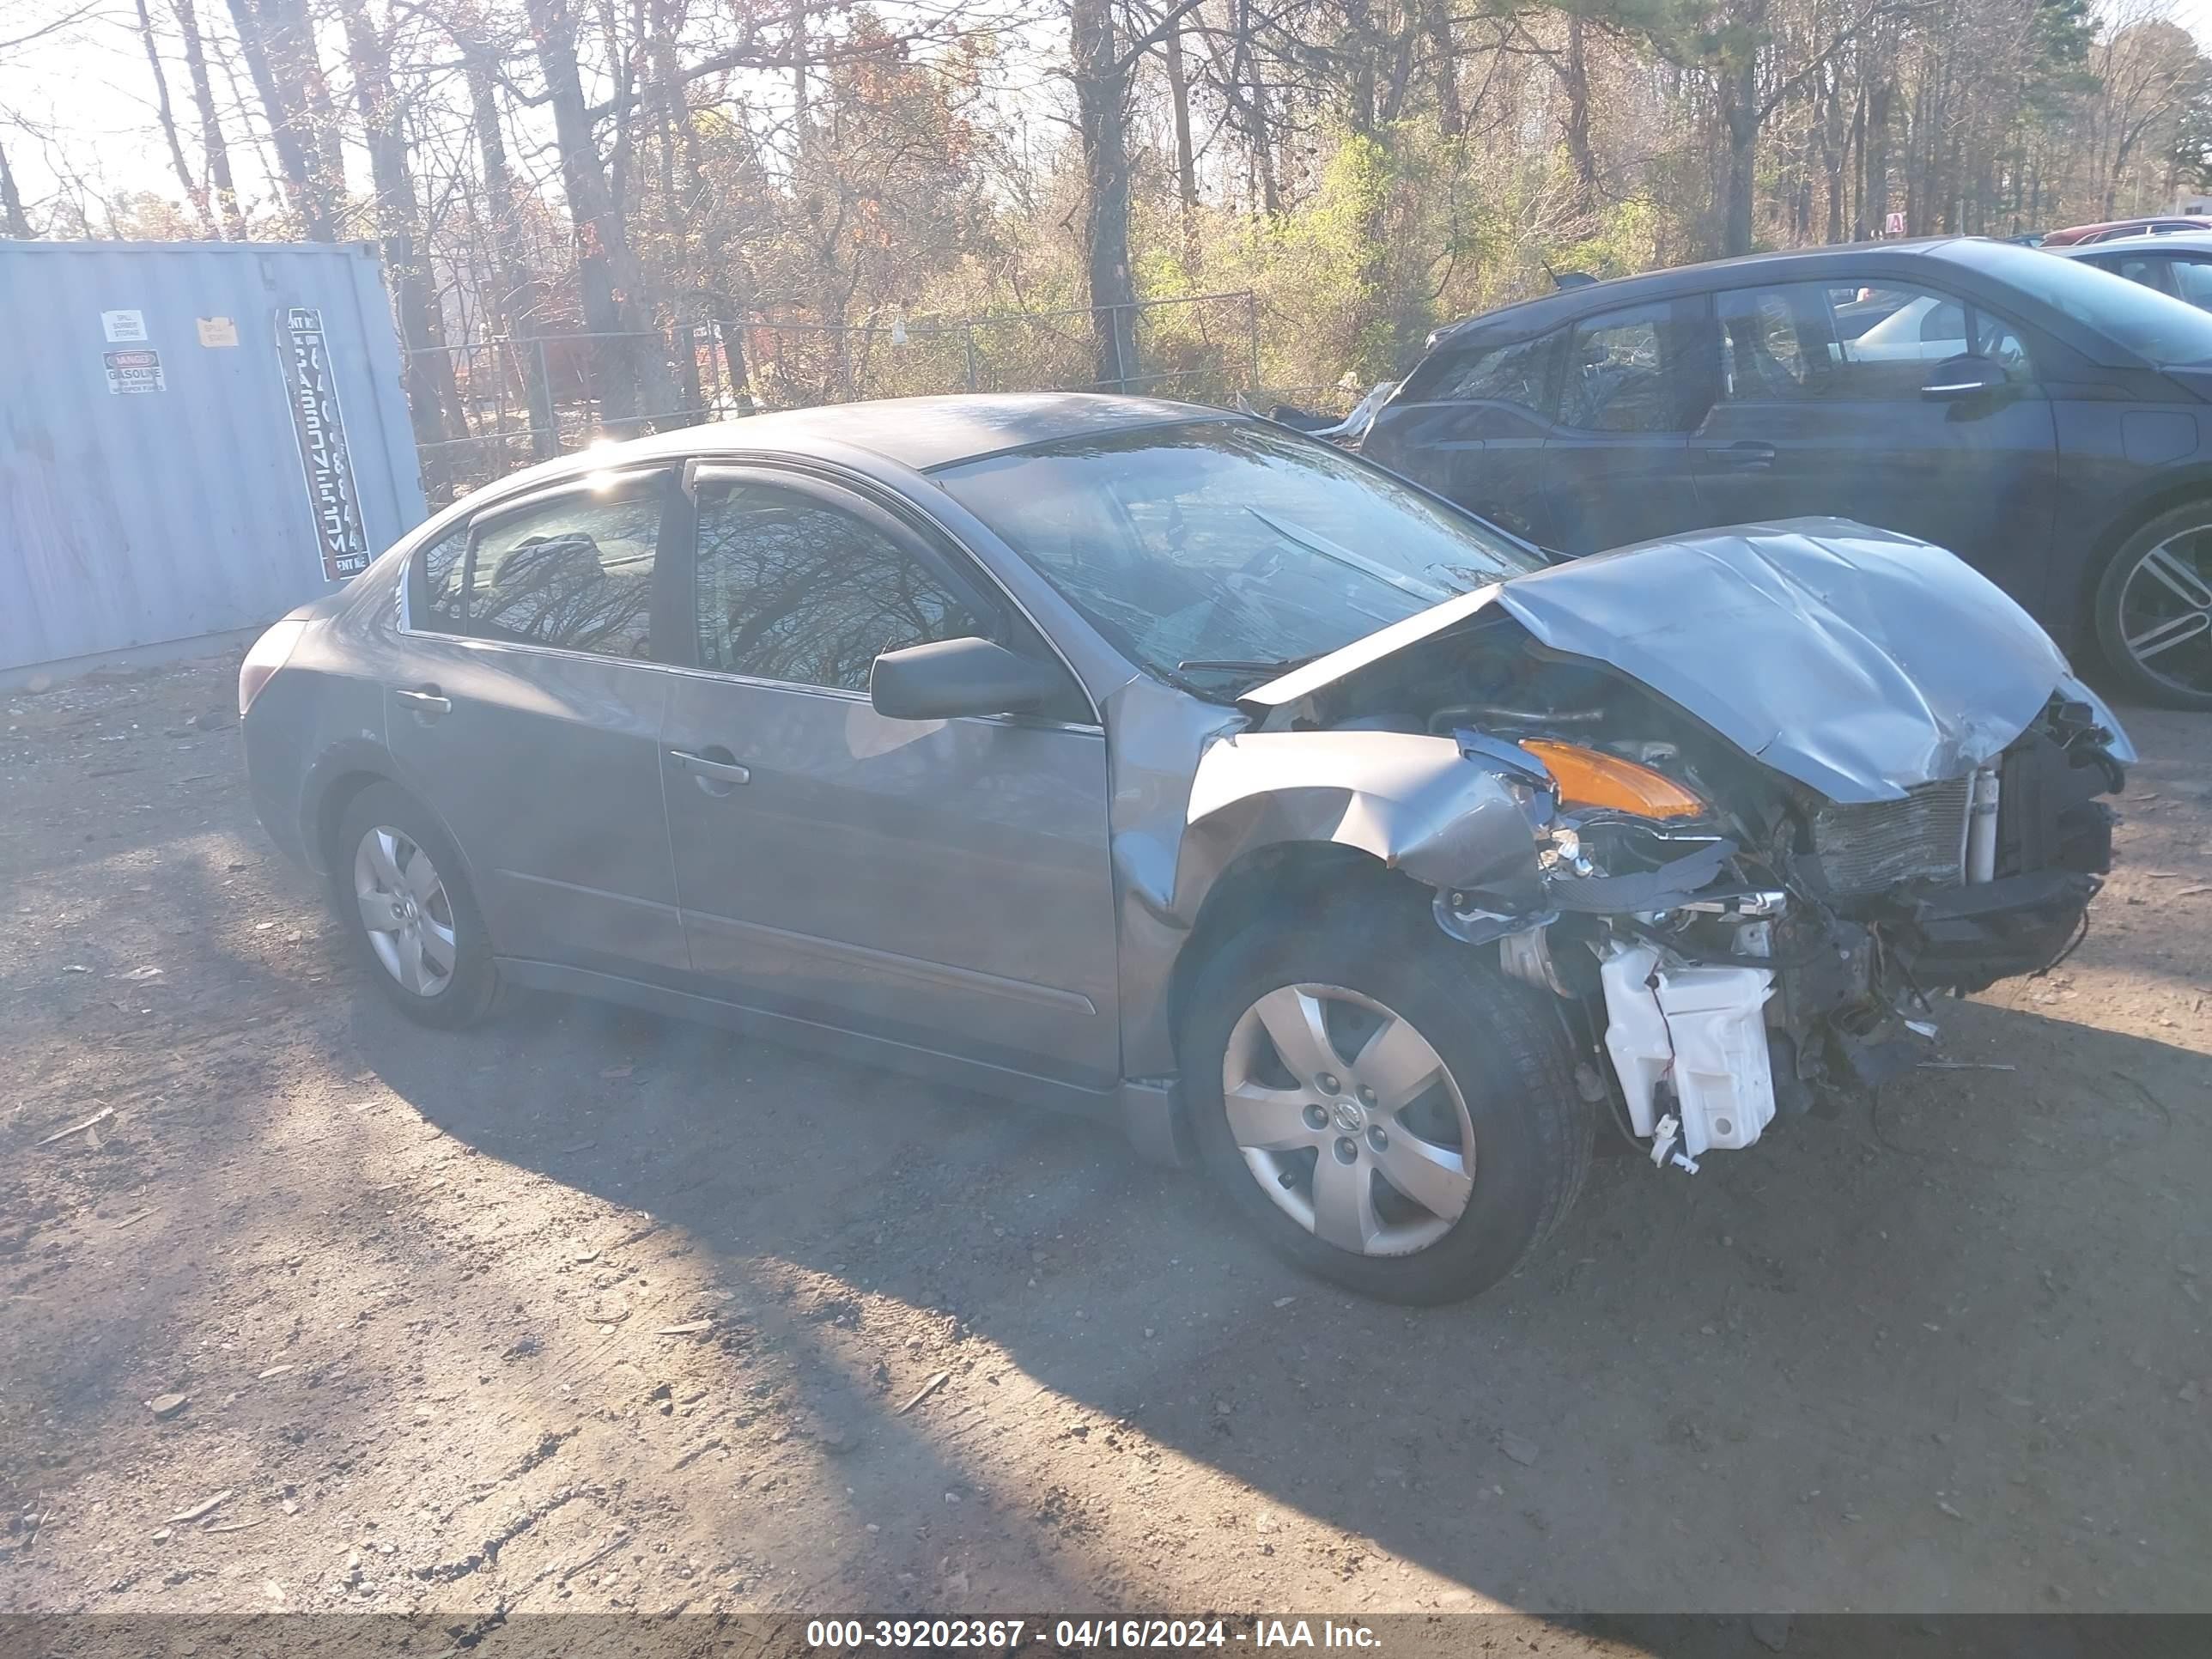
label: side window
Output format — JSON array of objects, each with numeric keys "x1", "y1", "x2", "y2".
[
  {"x1": 2114, "y1": 256, "x2": 2179, "y2": 296},
  {"x1": 1972, "y1": 309, "x2": 2033, "y2": 374},
  {"x1": 1561, "y1": 303, "x2": 1703, "y2": 433},
  {"x1": 1825, "y1": 283, "x2": 2033, "y2": 393},
  {"x1": 1432, "y1": 331, "x2": 1559, "y2": 415},
  {"x1": 464, "y1": 488, "x2": 664, "y2": 659},
  {"x1": 2170, "y1": 257, "x2": 2212, "y2": 309},
  {"x1": 1717, "y1": 284, "x2": 1838, "y2": 401},
  {"x1": 1920, "y1": 297, "x2": 1966, "y2": 344},
  {"x1": 693, "y1": 483, "x2": 993, "y2": 694},
  {"x1": 412, "y1": 523, "x2": 471, "y2": 633}
]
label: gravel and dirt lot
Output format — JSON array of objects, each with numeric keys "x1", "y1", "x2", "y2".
[{"x1": 2, "y1": 653, "x2": 2208, "y2": 1637}]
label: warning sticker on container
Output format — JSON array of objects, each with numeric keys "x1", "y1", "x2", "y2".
[
  {"x1": 102, "y1": 308, "x2": 148, "y2": 343},
  {"x1": 103, "y1": 349, "x2": 166, "y2": 394},
  {"x1": 276, "y1": 306, "x2": 373, "y2": 580},
  {"x1": 197, "y1": 315, "x2": 238, "y2": 348}
]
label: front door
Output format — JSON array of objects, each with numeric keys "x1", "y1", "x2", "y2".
[
  {"x1": 386, "y1": 470, "x2": 687, "y2": 976},
  {"x1": 659, "y1": 467, "x2": 1121, "y2": 1090},
  {"x1": 1691, "y1": 278, "x2": 2060, "y2": 611},
  {"x1": 1537, "y1": 296, "x2": 1715, "y2": 553}
]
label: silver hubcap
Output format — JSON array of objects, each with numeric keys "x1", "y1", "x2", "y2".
[
  {"x1": 2118, "y1": 531, "x2": 2212, "y2": 696},
  {"x1": 1222, "y1": 983, "x2": 1475, "y2": 1257},
  {"x1": 353, "y1": 825, "x2": 458, "y2": 997}
]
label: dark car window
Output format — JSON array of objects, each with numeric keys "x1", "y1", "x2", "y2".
[
  {"x1": 1920, "y1": 298, "x2": 1966, "y2": 342},
  {"x1": 2172, "y1": 257, "x2": 2212, "y2": 308},
  {"x1": 1826, "y1": 282, "x2": 2033, "y2": 390},
  {"x1": 1562, "y1": 302, "x2": 1702, "y2": 433},
  {"x1": 1718, "y1": 280, "x2": 2031, "y2": 401},
  {"x1": 933, "y1": 419, "x2": 1542, "y2": 696},
  {"x1": 2102, "y1": 254, "x2": 2177, "y2": 295},
  {"x1": 432, "y1": 489, "x2": 664, "y2": 659},
  {"x1": 1972, "y1": 308, "x2": 2033, "y2": 373},
  {"x1": 1936, "y1": 237, "x2": 2212, "y2": 365},
  {"x1": 1717, "y1": 285, "x2": 1835, "y2": 400},
  {"x1": 693, "y1": 482, "x2": 992, "y2": 694},
  {"x1": 1428, "y1": 331, "x2": 1560, "y2": 415},
  {"x1": 414, "y1": 523, "x2": 470, "y2": 632}
]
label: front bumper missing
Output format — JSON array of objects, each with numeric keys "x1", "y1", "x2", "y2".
[
  {"x1": 1582, "y1": 864, "x2": 2100, "y2": 1170},
  {"x1": 1893, "y1": 867, "x2": 2101, "y2": 992}
]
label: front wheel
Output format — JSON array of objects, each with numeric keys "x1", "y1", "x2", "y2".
[
  {"x1": 2094, "y1": 505, "x2": 2212, "y2": 710},
  {"x1": 1182, "y1": 901, "x2": 1591, "y2": 1304}
]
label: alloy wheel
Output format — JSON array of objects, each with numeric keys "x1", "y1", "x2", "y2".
[
  {"x1": 1220, "y1": 982, "x2": 1476, "y2": 1257},
  {"x1": 353, "y1": 824, "x2": 459, "y2": 998},
  {"x1": 2117, "y1": 526, "x2": 2212, "y2": 698}
]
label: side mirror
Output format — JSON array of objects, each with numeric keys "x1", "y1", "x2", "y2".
[
  {"x1": 869, "y1": 636, "x2": 1067, "y2": 722},
  {"x1": 1921, "y1": 355, "x2": 2008, "y2": 402}
]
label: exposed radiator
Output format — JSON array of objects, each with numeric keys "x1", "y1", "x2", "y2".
[{"x1": 1809, "y1": 777, "x2": 1973, "y2": 896}]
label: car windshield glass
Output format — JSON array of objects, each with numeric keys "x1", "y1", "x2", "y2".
[
  {"x1": 933, "y1": 420, "x2": 1541, "y2": 695},
  {"x1": 1937, "y1": 239, "x2": 2212, "y2": 364}
]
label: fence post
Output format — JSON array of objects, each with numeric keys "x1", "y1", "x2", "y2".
[
  {"x1": 964, "y1": 323, "x2": 980, "y2": 391},
  {"x1": 488, "y1": 342, "x2": 510, "y2": 473},
  {"x1": 1246, "y1": 291, "x2": 1261, "y2": 392},
  {"x1": 527, "y1": 336, "x2": 556, "y2": 461},
  {"x1": 675, "y1": 322, "x2": 703, "y2": 427}
]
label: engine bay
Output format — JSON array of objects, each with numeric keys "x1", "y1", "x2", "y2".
[{"x1": 1255, "y1": 611, "x2": 2128, "y2": 1171}]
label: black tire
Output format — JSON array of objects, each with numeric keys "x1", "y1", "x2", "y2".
[
  {"x1": 2094, "y1": 503, "x2": 2212, "y2": 711},
  {"x1": 331, "y1": 781, "x2": 502, "y2": 1029},
  {"x1": 1180, "y1": 890, "x2": 1590, "y2": 1304}
]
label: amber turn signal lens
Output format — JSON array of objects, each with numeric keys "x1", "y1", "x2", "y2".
[{"x1": 1518, "y1": 739, "x2": 1707, "y2": 821}]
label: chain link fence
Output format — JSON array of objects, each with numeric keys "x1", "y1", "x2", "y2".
[{"x1": 410, "y1": 290, "x2": 1264, "y2": 501}]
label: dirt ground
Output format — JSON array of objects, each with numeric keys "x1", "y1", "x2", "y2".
[{"x1": 2, "y1": 652, "x2": 2208, "y2": 1638}]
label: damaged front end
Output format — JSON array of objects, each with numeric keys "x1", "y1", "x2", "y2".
[{"x1": 1205, "y1": 520, "x2": 2135, "y2": 1173}]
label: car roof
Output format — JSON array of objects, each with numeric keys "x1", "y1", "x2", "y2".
[
  {"x1": 2056, "y1": 231, "x2": 2212, "y2": 254},
  {"x1": 1422, "y1": 237, "x2": 1979, "y2": 349},
  {"x1": 2051, "y1": 216, "x2": 2211, "y2": 239},
  {"x1": 520, "y1": 392, "x2": 1226, "y2": 481}
]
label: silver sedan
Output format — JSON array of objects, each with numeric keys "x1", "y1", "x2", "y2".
[{"x1": 242, "y1": 395, "x2": 2132, "y2": 1302}]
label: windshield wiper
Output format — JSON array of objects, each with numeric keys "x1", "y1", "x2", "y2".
[{"x1": 1176, "y1": 653, "x2": 1320, "y2": 677}]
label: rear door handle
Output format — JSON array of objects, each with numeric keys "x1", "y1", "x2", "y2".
[
  {"x1": 1712, "y1": 441, "x2": 1777, "y2": 470},
  {"x1": 668, "y1": 748, "x2": 751, "y2": 786},
  {"x1": 395, "y1": 687, "x2": 452, "y2": 715}
]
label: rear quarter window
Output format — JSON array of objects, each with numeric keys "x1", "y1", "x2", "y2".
[
  {"x1": 409, "y1": 523, "x2": 471, "y2": 633},
  {"x1": 1407, "y1": 331, "x2": 1561, "y2": 415}
]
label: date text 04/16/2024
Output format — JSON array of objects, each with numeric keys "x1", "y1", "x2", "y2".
[{"x1": 804, "y1": 1620, "x2": 1382, "y2": 1650}]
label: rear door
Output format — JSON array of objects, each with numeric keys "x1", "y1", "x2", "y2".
[
  {"x1": 1690, "y1": 277, "x2": 2060, "y2": 610},
  {"x1": 1537, "y1": 297, "x2": 1715, "y2": 553},
  {"x1": 658, "y1": 466, "x2": 1121, "y2": 1089},
  {"x1": 388, "y1": 470, "x2": 688, "y2": 976}
]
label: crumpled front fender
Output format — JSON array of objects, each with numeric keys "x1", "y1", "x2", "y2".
[{"x1": 1179, "y1": 729, "x2": 1543, "y2": 907}]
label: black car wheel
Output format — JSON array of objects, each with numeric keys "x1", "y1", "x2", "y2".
[
  {"x1": 2095, "y1": 504, "x2": 2212, "y2": 710},
  {"x1": 1182, "y1": 894, "x2": 1591, "y2": 1304},
  {"x1": 332, "y1": 781, "x2": 502, "y2": 1028}
]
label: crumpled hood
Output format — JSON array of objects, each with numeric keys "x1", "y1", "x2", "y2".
[{"x1": 1243, "y1": 518, "x2": 2134, "y2": 804}]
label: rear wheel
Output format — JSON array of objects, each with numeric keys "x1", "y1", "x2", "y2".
[
  {"x1": 332, "y1": 782, "x2": 501, "y2": 1028},
  {"x1": 2094, "y1": 504, "x2": 2212, "y2": 710},
  {"x1": 1182, "y1": 898, "x2": 1590, "y2": 1304}
]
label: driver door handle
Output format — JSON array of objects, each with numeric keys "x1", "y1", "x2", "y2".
[
  {"x1": 395, "y1": 687, "x2": 452, "y2": 715},
  {"x1": 668, "y1": 749, "x2": 750, "y2": 786}
]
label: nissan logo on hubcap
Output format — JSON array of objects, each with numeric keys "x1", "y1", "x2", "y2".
[{"x1": 1332, "y1": 1100, "x2": 1364, "y2": 1133}]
